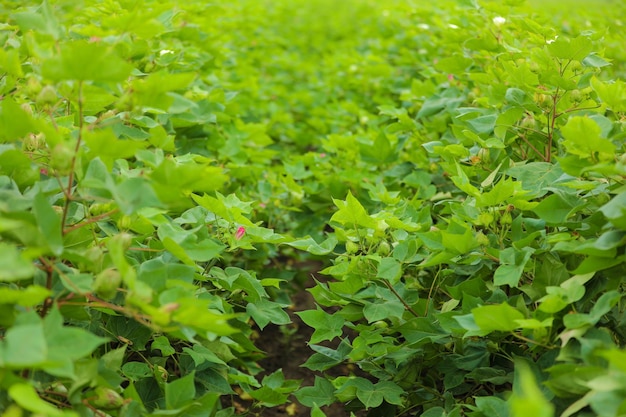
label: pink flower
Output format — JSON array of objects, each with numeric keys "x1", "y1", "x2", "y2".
[
  {"x1": 447, "y1": 74, "x2": 454, "y2": 82},
  {"x1": 40, "y1": 168, "x2": 48, "y2": 176},
  {"x1": 235, "y1": 226, "x2": 246, "y2": 240},
  {"x1": 319, "y1": 153, "x2": 326, "y2": 158}
]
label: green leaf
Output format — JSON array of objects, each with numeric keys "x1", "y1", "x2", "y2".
[
  {"x1": 600, "y1": 192, "x2": 626, "y2": 230},
  {"x1": 473, "y1": 396, "x2": 509, "y2": 417},
  {"x1": 246, "y1": 299, "x2": 291, "y2": 330},
  {"x1": 532, "y1": 193, "x2": 579, "y2": 224},
  {"x1": 507, "y1": 162, "x2": 565, "y2": 198},
  {"x1": 561, "y1": 116, "x2": 615, "y2": 161},
  {"x1": 295, "y1": 376, "x2": 335, "y2": 407},
  {"x1": 311, "y1": 404, "x2": 327, "y2": 417},
  {"x1": 0, "y1": 98, "x2": 36, "y2": 142},
  {"x1": 363, "y1": 299, "x2": 405, "y2": 323},
  {"x1": 375, "y1": 381, "x2": 404, "y2": 406},
  {"x1": 152, "y1": 336, "x2": 176, "y2": 356},
  {"x1": 82, "y1": 129, "x2": 146, "y2": 170},
  {"x1": 296, "y1": 307, "x2": 345, "y2": 344},
  {"x1": 12, "y1": 0, "x2": 63, "y2": 39},
  {"x1": 42, "y1": 40, "x2": 133, "y2": 82},
  {"x1": 0, "y1": 243, "x2": 36, "y2": 282},
  {"x1": 376, "y1": 257, "x2": 402, "y2": 285},
  {"x1": 43, "y1": 308, "x2": 108, "y2": 377},
  {"x1": 165, "y1": 371, "x2": 196, "y2": 409},
  {"x1": 286, "y1": 236, "x2": 338, "y2": 255},
  {"x1": 115, "y1": 177, "x2": 162, "y2": 215},
  {"x1": 302, "y1": 341, "x2": 351, "y2": 371},
  {"x1": 547, "y1": 35, "x2": 593, "y2": 61},
  {"x1": 494, "y1": 247, "x2": 534, "y2": 287},
  {"x1": 472, "y1": 303, "x2": 525, "y2": 333},
  {"x1": 0, "y1": 285, "x2": 50, "y2": 306},
  {"x1": 330, "y1": 191, "x2": 379, "y2": 230},
  {"x1": 9, "y1": 384, "x2": 68, "y2": 416},
  {"x1": 510, "y1": 361, "x2": 554, "y2": 417},
  {"x1": 591, "y1": 77, "x2": 626, "y2": 112},
  {"x1": 33, "y1": 192, "x2": 63, "y2": 256},
  {"x1": 0, "y1": 322, "x2": 48, "y2": 368}
]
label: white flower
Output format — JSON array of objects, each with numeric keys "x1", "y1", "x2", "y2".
[
  {"x1": 448, "y1": 23, "x2": 459, "y2": 29},
  {"x1": 493, "y1": 16, "x2": 506, "y2": 27},
  {"x1": 159, "y1": 49, "x2": 174, "y2": 56},
  {"x1": 417, "y1": 23, "x2": 430, "y2": 30},
  {"x1": 546, "y1": 35, "x2": 559, "y2": 44}
]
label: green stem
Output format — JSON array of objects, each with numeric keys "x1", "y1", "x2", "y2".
[{"x1": 61, "y1": 80, "x2": 84, "y2": 234}]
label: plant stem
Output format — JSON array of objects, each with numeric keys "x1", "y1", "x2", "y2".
[
  {"x1": 381, "y1": 279, "x2": 420, "y2": 317},
  {"x1": 546, "y1": 86, "x2": 560, "y2": 162},
  {"x1": 61, "y1": 80, "x2": 84, "y2": 232},
  {"x1": 63, "y1": 208, "x2": 119, "y2": 235}
]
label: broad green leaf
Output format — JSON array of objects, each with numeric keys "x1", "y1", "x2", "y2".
[
  {"x1": 1, "y1": 322, "x2": 48, "y2": 367},
  {"x1": 165, "y1": 371, "x2": 196, "y2": 409},
  {"x1": 599, "y1": 192, "x2": 626, "y2": 230},
  {"x1": 286, "y1": 236, "x2": 338, "y2": 255},
  {"x1": 532, "y1": 193, "x2": 579, "y2": 224},
  {"x1": 9, "y1": 384, "x2": 68, "y2": 416},
  {"x1": 476, "y1": 178, "x2": 516, "y2": 207},
  {"x1": 583, "y1": 54, "x2": 611, "y2": 68},
  {"x1": 397, "y1": 317, "x2": 449, "y2": 345},
  {"x1": 563, "y1": 291, "x2": 621, "y2": 329},
  {"x1": 363, "y1": 298, "x2": 405, "y2": 322},
  {"x1": 183, "y1": 344, "x2": 227, "y2": 366},
  {"x1": 43, "y1": 308, "x2": 108, "y2": 377},
  {"x1": 0, "y1": 98, "x2": 36, "y2": 142},
  {"x1": 152, "y1": 336, "x2": 175, "y2": 356},
  {"x1": 171, "y1": 298, "x2": 236, "y2": 336},
  {"x1": 311, "y1": 404, "x2": 327, "y2": 417},
  {"x1": 473, "y1": 396, "x2": 509, "y2": 417},
  {"x1": 302, "y1": 341, "x2": 351, "y2": 371},
  {"x1": 295, "y1": 376, "x2": 335, "y2": 407},
  {"x1": 82, "y1": 129, "x2": 146, "y2": 170},
  {"x1": 12, "y1": 0, "x2": 63, "y2": 39},
  {"x1": 591, "y1": 77, "x2": 626, "y2": 112},
  {"x1": 42, "y1": 41, "x2": 133, "y2": 82},
  {"x1": 441, "y1": 226, "x2": 479, "y2": 254},
  {"x1": 507, "y1": 162, "x2": 565, "y2": 198},
  {"x1": 375, "y1": 257, "x2": 402, "y2": 284},
  {"x1": 33, "y1": 192, "x2": 63, "y2": 256},
  {"x1": 297, "y1": 307, "x2": 345, "y2": 344},
  {"x1": 472, "y1": 303, "x2": 525, "y2": 333},
  {"x1": 0, "y1": 285, "x2": 50, "y2": 306},
  {"x1": 510, "y1": 361, "x2": 554, "y2": 417},
  {"x1": 246, "y1": 299, "x2": 291, "y2": 330},
  {"x1": 0, "y1": 244, "x2": 36, "y2": 282},
  {"x1": 547, "y1": 35, "x2": 593, "y2": 61},
  {"x1": 494, "y1": 247, "x2": 534, "y2": 287},
  {"x1": 561, "y1": 116, "x2": 615, "y2": 161},
  {"x1": 450, "y1": 162, "x2": 480, "y2": 197},
  {"x1": 375, "y1": 381, "x2": 404, "y2": 405},
  {"x1": 330, "y1": 191, "x2": 379, "y2": 230}
]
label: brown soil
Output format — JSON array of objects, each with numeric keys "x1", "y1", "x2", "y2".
[{"x1": 236, "y1": 274, "x2": 369, "y2": 417}]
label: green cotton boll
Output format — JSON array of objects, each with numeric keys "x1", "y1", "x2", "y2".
[
  {"x1": 49, "y1": 143, "x2": 74, "y2": 175},
  {"x1": 92, "y1": 268, "x2": 122, "y2": 300},
  {"x1": 345, "y1": 241, "x2": 359, "y2": 254},
  {"x1": 36, "y1": 85, "x2": 57, "y2": 107},
  {"x1": 90, "y1": 387, "x2": 124, "y2": 410}
]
